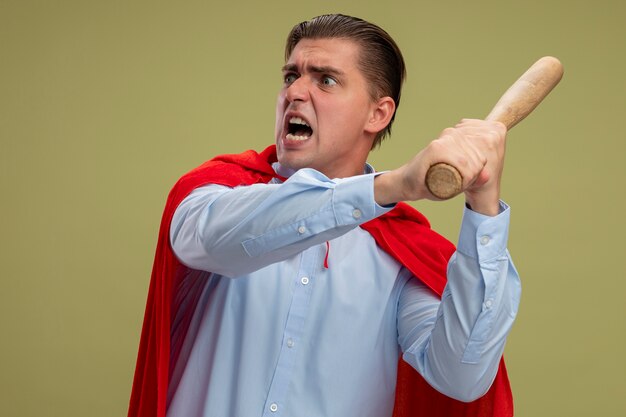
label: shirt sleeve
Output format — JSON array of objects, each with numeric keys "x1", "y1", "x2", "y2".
[
  {"x1": 397, "y1": 201, "x2": 521, "y2": 402},
  {"x1": 170, "y1": 168, "x2": 393, "y2": 277}
]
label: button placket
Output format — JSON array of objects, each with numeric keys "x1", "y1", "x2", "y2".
[{"x1": 262, "y1": 245, "x2": 319, "y2": 416}]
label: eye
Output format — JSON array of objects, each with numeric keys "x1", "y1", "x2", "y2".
[
  {"x1": 321, "y1": 76, "x2": 337, "y2": 86},
  {"x1": 284, "y1": 73, "x2": 298, "y2": 85}
]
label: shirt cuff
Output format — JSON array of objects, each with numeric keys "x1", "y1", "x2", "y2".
[
  {"x1": 456, "y1": 201, "x2": 510, "y2": 262},
  {"x1": 332, "y1": 173, "x2": 394, "y2": 225}
]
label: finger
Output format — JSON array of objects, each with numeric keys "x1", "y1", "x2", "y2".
[{"x1": 456, "y1": 118, "x2": 507, "y2": 131}]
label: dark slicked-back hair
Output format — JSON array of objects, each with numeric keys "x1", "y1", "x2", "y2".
[{"x1": 285, "y1": 14, "x2": 406, "y2": 147}]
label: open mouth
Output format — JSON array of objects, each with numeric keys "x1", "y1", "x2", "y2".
[{"x1": 286, "y1": 116, "x2": 313, "y2": 141}]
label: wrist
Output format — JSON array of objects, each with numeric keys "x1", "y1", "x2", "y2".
[
  {"x1": 374, "y1": 169, "x2": 421, "y2": 205},
  {"x1": 465, "y1": 193, "x2": 500, "y2": 216},
  {"x1": 374, "y1": 171, "x2": 399, "y2": 206}
]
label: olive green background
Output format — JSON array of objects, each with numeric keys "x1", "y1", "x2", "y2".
[{"x1": 1, "y1": 0, "x2": 624, "y2": 416}]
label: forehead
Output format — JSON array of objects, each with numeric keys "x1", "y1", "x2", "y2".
[{"x1": 286, "y1": 38, "x2": 362, "y2": 69}]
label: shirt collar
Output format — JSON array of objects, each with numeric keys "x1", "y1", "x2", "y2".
[{"x1": 271, "y1": 162, "x2": 376, "y2": 180}]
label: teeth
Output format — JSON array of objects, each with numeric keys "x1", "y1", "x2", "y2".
[
  {"x1": 286, "y1": 133, "x2": 309, "y2": 141},
  {"x1": 289, "y1": 116, "x2": 309, "y2": 127},
  {"x1": 286, "y1": 116, "x2": 311, "y2": 141}
]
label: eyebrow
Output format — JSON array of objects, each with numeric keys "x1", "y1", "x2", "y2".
[{"x1": 281, "y1": 63, "x2": 346, "y2": 77}]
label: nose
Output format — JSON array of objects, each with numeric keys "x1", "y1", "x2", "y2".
[{"x1": 285, "y1": 76, "x2": 310, "y2": 102}]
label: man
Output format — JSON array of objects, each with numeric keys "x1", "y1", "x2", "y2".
[{"x1": 128, "y1": 14, "x2": 520, "y2": 417}]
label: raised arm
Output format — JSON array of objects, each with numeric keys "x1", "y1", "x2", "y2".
[{"x1": 170, "y1": 168, "x2": 392, "y2": 277}]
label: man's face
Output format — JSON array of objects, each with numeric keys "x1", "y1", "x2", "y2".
[{"x1": 275, "y1": 38, "x2": 379, "y2": 178}]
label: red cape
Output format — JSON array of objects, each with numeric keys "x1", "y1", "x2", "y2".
[{"x1": 128, "y1": 145, "x2": 513, "y2": 417}]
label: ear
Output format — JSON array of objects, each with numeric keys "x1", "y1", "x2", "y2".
[{"x1": 364, "y1": 96, "x2": 396, "y2": 135}]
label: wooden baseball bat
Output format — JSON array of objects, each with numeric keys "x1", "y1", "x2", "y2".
[{"x1": 425, "y1": 56, "x2": 564, "y2": 200}]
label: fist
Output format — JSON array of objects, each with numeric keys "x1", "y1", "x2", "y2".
[
  {"x1": 429, "y1": 119, "x2": 507, "y2": 214},
  {"x1": 374, "y1": 119, "x2": 507, "y2": 216}
]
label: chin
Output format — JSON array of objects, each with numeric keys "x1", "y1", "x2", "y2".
[
  {"x1": 278, "y1": 153, "x2": 313, "y2": 172},
  {"x1": 278, "y1": 156, "x2": 304, "y2": 171}
]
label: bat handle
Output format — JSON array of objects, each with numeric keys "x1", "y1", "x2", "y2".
[{"x1": 424, "y1": 56, "x2": 563, "y2": 200}]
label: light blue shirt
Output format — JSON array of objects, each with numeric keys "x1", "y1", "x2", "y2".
[{"x1": 166, "y1": 164, "x2": 521, "y2": 417}]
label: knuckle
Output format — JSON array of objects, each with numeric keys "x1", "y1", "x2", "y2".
[
  {"x1": 440, "y1": 127, "x2": 457, "y2": 137},
  {"x1": 429, "y1": 138, "x2": 447, "y2": 152},
  {"x1": 492, "y1": 120, "x2": 507, "y2": 132},
  {"x1": 456, "y1": 156, "x2": 469, "y2": 168},
  {"x1": 488, "y1": 121, "x2": 507, "y2": 137},
  {"x1": 486, "y1": 130, "x2": 499, "y2": 143},
  {"x1": 483, "y1": 129, "x2": 504, "y2": 149}
]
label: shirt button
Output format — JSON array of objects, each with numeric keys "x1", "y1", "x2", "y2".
[
  {"x1": 269, "y1": 403, "x2": 278, "y2": 412},
  {"x1": 480, "y1": 235, "x2": 490, "y2": 245},
  {"x1": 352, "y1": 208, "x2": 362, "y2": 219},
  {"x1": 287, "y1": 338, "x2": 294, "y2": 348},
  {"x1": 301, "y1": 276, "x2": 309, "y2": 285},
  {"x1": 484, "y1": 299, "x2": 493, "y2": 309},
  {"x1": 298, "y1": 225, "x2": 306, "y2": 234}
]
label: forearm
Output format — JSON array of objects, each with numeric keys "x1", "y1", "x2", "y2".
[
  {"x1": 398, "y1": 203, "x2": 521, "y2": 402},
  {"x1": 170, "y1": 168, "x2": 392, "y2": 276}
]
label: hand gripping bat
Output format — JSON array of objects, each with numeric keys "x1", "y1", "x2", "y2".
[{"x1": 424, "y1": 56, "x2": 564, "y2": 200}]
